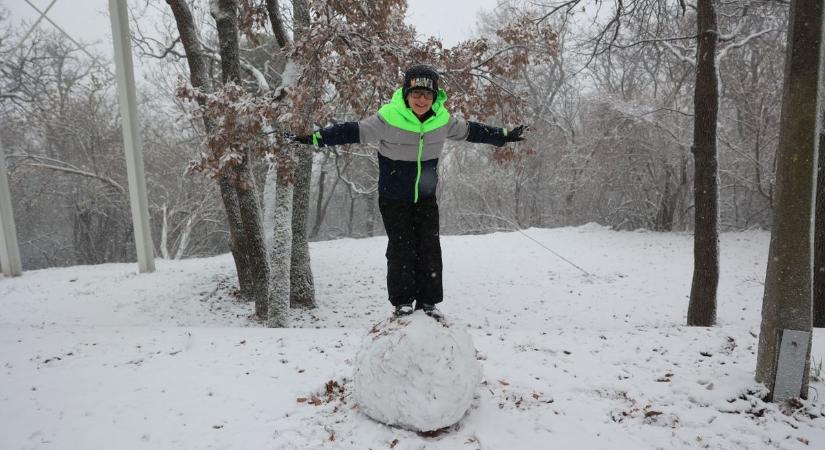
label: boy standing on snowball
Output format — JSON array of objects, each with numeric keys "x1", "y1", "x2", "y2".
[{"x1": 292, "y1": 65, "x2": 525, "y2": 319}]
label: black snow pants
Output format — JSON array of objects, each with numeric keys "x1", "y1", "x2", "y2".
[{"x1": 378, "y1": 195, "x2": 443, "y2": 307}]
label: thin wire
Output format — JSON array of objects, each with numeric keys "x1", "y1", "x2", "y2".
[
  {"x1": 12, "y1": 0, "x2": 58, "y2": 53},
  {"x1": 513, "y1": 228, "x2": 592, "y2": 277},
  {"x1": 457, "y1": 211, "x2": 593, "y2": 277},
  {"x1": 21, "y1": 0, "x2": 115, "y2": 77}
]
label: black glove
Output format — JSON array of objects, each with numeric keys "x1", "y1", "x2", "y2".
[
  {"x1": 293, "y1": 134, "x2": 314, "y2": 145},
  {"x1": 284, "y1": 132, "x2": 314, "y2": 145},
  {"x1": 504, "y1": 125, "x2": 527, "y2": 143}
]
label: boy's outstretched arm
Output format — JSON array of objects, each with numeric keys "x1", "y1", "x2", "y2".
[
  {"x1": 289, "y1": 115, "x2": 386, "y2": 148},
  {"x1": 289, "y1": 122, "x2": 361, "y2": 148},
  {"x1": 466, "y1": 122, "x2": 527, "y2": 147}
]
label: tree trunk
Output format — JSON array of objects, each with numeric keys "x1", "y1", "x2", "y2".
[
  {"x1": 816, "y1": 130, "x2": 825, "y2": 328},
  {"x1": 756, "y1": 0, "x2": 821, "y2": 400},
  {"x1": 687, "y1": 0, "x2": 720, "y2": 327},
  {"x1": 290, "y1": 145, "x2": 316, "y2": 308},
  {"x1": 365, "y1": 190, "x2": 377, "y2": 237},
  {"x1": 220, "y1": 177, "x2": 255, "y2": 300},
  {"x1": 213, "y1": 0, "x2": 272, "y2": 318},
  {"x1": 160, "y1": 203, "x2": 170, "y2": 259},
  {"x1": 173, "y1": 214, "x2": 195, "y2": 260},
  {"x1": 654, "y1": 165, "x2": 675, "y2": 232},
  {"x1": 286, "y1": 0, "x2": 317, "y2": 309},
  {"x1": 815, "y1": 42, "x2": 825, "y2": 328},
  {"x1": 166, "y1": 0, "x2": 254, "y2": 299},
  {"x1": 234, "y1": 167, "x2": 272, "y2": 318},
  {"x1": 264, "y1": 0, "x2": 289, "y2": 49},
  {"x1": 311, "y1": 155, "x2": 328, "y2": 238},
  {"x1": 311, "y1": 155, "x2": 344, "y2": 238},
  {"x1": 269, "y1": 162, "x2": 294, "y2": 327},
  {"x1": 347, "y1": 192, "x2": 355, "y2": 236}
]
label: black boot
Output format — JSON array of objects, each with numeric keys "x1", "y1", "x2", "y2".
[
  {"x1": 420, "y1": 303, "x2": 443, "y2": 320},
  {"x1": 394, "y1": 303, "x2": 414, "y2": 317}
]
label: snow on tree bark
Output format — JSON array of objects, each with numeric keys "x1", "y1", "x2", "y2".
[
  {"x1": 755, "y1": 0, "x2": 821, "y2": 400},
  {"x1": 290, "y1": 146, "x2": 316, "y2": 308},
  {"x1": 268, "y1": 162, "x2": 294, "y2": 327},
  {"x1": 173, "y1": 214, "x2": 195, "y2": 260},
  {"x1": 687, "y1": 0, "x2": 720, "y2": 327},
  {"x1": 287, "y1": 0, "x2": 316, "y2": 309},
  {"x1": 235, "y1": 162, "x2": 272, "y2": 319}
]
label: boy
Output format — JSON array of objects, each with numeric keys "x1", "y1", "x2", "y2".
[{"x1": 292, "y1": 64, "x2": 525, "y2": 319}]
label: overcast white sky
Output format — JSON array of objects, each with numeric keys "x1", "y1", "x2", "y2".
[{"x1": 3, "y1": 0, "x2": 503, "y2": 55}]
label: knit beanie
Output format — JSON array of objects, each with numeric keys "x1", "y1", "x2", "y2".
[{"x1": 402, "y1": 65, "x2": 439, "y2": 98}]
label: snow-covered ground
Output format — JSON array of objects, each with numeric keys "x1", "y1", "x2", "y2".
[{"x1": 1, "y1": 225, "x2": 823, "y2": 449}]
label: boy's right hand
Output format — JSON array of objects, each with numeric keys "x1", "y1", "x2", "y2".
[{"x1": 284, "y1": 132, "x2": 313, "y2": 145}]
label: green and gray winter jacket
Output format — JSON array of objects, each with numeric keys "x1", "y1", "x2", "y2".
[{"x1": 309, "y1": 88, "x2": 511, "y2": 203}]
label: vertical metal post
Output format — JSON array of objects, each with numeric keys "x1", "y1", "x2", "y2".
[
  {"x1": 109, "y1": 0, "x2": 155, "y2": 273},
  {"x1": 774, "y1": 329, "x2": 811, "y2": 402},
  {"x1": 0, "y1": 137, "x2": 22, "y2": 277}
]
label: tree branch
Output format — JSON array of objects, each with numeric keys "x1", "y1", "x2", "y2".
[
  {"x1": 716, "y1": 28, "x2": 776, "y2": 61},
  {"x1": 7, "y1": 153, "x2": 126, "y2": 195}
]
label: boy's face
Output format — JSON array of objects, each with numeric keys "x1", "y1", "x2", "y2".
[{"x1": 406, "y1": 89, "x2": 435, "y2": 117}]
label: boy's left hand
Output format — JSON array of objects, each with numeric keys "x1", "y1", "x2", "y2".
[{"x1": 504, "y1": 125, "x2": 527, "y2": 142}]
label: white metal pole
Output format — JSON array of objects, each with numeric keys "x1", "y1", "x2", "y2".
[
  {"x1": 0, "y1": 137, "x2": 23, "y2": 277},
  {"x1": 109, "y1": 0, "x2": 155, "y2": 273}
]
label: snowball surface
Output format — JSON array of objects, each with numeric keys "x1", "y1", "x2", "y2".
[{"x1": 353, "y1": 311, "x2": 483, "y2": 432}]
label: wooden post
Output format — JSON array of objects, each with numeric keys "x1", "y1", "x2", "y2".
[{"x1": 108, "y1": 0, "x2": 155, "y2": 273}]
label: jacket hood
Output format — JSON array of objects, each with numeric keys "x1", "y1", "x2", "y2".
[{"x1": 378, "y1": 88, "x2": 451, "y2": 133}]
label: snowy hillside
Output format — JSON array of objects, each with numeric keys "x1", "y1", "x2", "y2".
[{"x1": 1, "y1": 225, "x2": 824, "y2": 449}]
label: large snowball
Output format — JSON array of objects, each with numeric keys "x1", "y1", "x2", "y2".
[{"x1": 353, "y1": 311, "x2": 483, "y2": 432}]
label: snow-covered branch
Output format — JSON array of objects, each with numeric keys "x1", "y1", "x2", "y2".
[
  {"x1": 333, "y1": 149, "x2": 377, "y2": 196},
  {"x1": 659, "y1": 40, "x2": 695, "y2": 66},
  {"x1": 717, "y1": 28, "x2": 776, "y2": 61},
  {"x1": 22, "y1": 163, "x2": 126, "y2": 196}
]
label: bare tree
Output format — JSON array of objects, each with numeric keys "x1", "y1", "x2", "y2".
[
  {"x1": 755, "y1": 0, "x2": 821, "y2": 400},
  {"x1": 166, "y1": 0, "x2": 255, "y2": 300},
  {"x1": 687, "y1": 0, "x2": 719, "y2": 326},
  {"x1": 212, "y1": 0, "x2": 273, "y2": 320}
]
